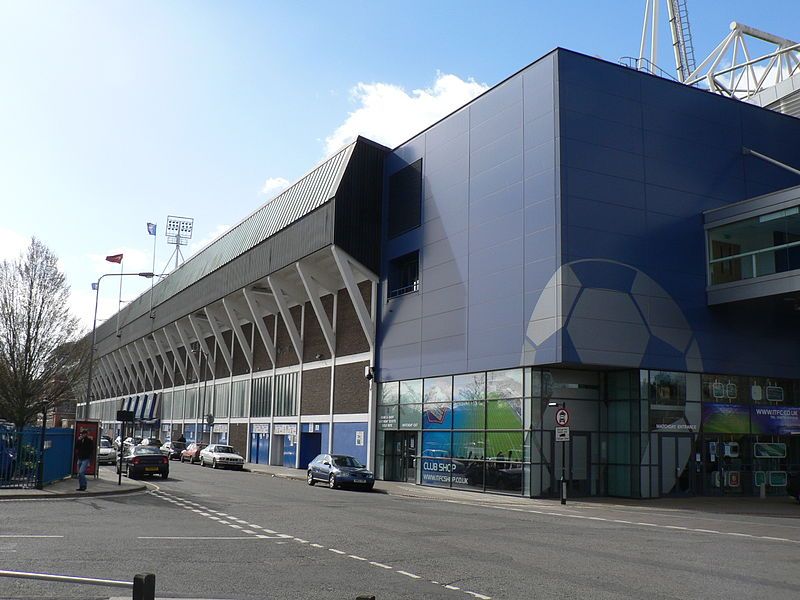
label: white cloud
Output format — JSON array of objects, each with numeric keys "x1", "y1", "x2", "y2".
[
  {"x1": 324, "y1": 72, "x2": 488, "y2": 156},
  {"x1": 260, "y1": 177, "x2": 290, "y2": 197}
]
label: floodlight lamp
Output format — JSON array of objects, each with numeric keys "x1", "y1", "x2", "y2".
[
  {"x1": 547, "y1": 402, "x2": 559, "y2": 407},
  {"x1": 165, "y1": 215, "x2": 194, "y2": 245}
]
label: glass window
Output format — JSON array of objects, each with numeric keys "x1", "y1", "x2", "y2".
[
  {"x1": 487, "y1": 398, "x2": 523, "y2": 430},
  {"x1": 388, "y1": 159, "x2": 422, "y2": 239},
  {"x1": 649, "y1": 371, "x2": 686, "y2": 405},
  {"x1": 230, "y1": 380, "x2": 248, "y2": 418},
  {"x1": 424, "y1": 377, "x2": 452, "y2": 404},
  {"x1": 453, "y1": 373, "x2": 485, "y2": 401},
  {"x1": 380, "y1": 382, "x2": 399, "y2": 405},
  {"x1": 377, "y1": 405, "x2": 399, "y2": 430},
  {"x1": 452, "y1": 431, "x2": 485, "y2": 460},
  {"x1": 399, "y1": 404, "x2": 422, "y2": 430},
  {"x1": 452, "y1": 401, "x2": 485, "y2": 430},
  {"x1": 251, "y1": 376, "x2": 272, "y2": 418},
  {"x1": 214, "y1": 382, "x2": 230, "y2": 418},
  {"x1": 388, "y1": 251, "x2": 420, "y2": 298},
  {"x1": 486, "y1": 432, "x2": 523, "y2": 463},
  {"x1": 487, "y1": 369, "x2": 523, "y2": 399},
  {"x1": 422, "y1": 402, "x2": 452, "y2": 429},
  {"x1": 708, "y1": 206, "x2": 800, "y2": 285},
  {"x1": 701, "y1": 374, "x2": 743, "y2": 404},
  {"x1": 400, "y1": 380, "x2": 422, "y2": 404}
]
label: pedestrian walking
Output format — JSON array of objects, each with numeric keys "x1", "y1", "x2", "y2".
[{"x1": 75, "y1": 428, "x2": 94, "y2": 491}]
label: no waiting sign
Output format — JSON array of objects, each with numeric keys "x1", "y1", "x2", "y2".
[{"x1": 555, "y1": 408, "x2": 570, "y2": 426}]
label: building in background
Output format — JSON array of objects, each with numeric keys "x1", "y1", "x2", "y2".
[{"x1": 81, "y1": 48, "x2": 800, "y2": 499}]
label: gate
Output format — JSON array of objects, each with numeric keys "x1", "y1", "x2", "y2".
[{"x1": 0, "y1": 427, "x2": 42, "y2": 489}]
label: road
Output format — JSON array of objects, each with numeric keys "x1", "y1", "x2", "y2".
[{"x1": 2, "y1": 461, "x2": 800, "y2": 599}]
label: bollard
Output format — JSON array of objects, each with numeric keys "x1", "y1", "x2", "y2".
[
  {"x1": 132, "y1": 573, "x2": 155, "y2": 600},
  {"x1": 759, "y1": 482, "x2": 766, "y2": 499},
  {"x1": 560, "y1": 476, "x2": 567, "y2": 505}
]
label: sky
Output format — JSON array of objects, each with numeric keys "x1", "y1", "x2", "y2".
[{"x1": 2, "y1": 0, "x2": 799, "y2": 331}]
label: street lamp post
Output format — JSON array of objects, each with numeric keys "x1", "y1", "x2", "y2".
[
  {"x1": 84, "y1": 272, "x2": 156, "y2": 417},
  {"x1": 548, "y1": 400, "x2": 567, "y2": 505}
]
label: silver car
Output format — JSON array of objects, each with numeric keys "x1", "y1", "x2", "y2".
[
  {"x1": 98, "y1": 439, "x2": 118, "y2": 465},
  {"x1": 307, "y1": 454, "x2": 374, "y2": 490}
]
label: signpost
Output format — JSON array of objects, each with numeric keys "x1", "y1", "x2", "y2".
[
  {"x1": 116, "y1": 410, "x2": 135, "y2": 485},
  {"x1": 549, "y1": 403, "x2": 570, "y2": 504}
]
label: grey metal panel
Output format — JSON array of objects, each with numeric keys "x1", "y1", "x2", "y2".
[
  {"x1": 95, "y1": 203, "x2": 336, "y2": 356},
  {"x1": 704, "y1": 184, "x2": 800, "y2": 226},
  {"x1": 95, "y1": 143, "x2": 355, "y2": 346},
  {"x1": 707, "y1": 271, "x2": 800, "y2": 305}
]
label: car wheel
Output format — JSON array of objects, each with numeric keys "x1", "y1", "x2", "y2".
[
  {"x1": 307, "y1": 471, "x2": 315, "y2": 486},
  {"x1": 328, "y1": 474, "x2": 337, "y2": 489},
  {"x1": 365, "y1": 483, "x2": 374, "y2": 492}
]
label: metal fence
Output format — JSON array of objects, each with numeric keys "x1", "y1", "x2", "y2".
[
  {"x1": 0, "y1": 569, "x2": 155, "y2": 600},
  {"x1": 0, "y1": 428, "x2": 41, "y2": 489}
]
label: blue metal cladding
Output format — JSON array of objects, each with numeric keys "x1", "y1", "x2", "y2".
[
  {"x1": 379, "y1": 52, "x2": 559, "y2": 381},
  {"x1": 331, "y1": 422, "x2": 368, "y2": 465},
  {"x1": 555, "y1": 50, "x2": 800, "y2": 378},
  {"x1": 379, "y1": 48, "x2": 800, "y2": 381}
]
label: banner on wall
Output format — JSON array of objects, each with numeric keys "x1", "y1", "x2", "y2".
[
  {"x1": 701, "y1": 404, "x2": 750, "y2": 434},
  {"x1": 751, "y1": 406, "x2": 800, "y2": 435}
]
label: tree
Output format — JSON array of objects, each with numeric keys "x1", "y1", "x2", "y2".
[{"x1": 0, "y1": 238, "x2": 88, "y2": 429}]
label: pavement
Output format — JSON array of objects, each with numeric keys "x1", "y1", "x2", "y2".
[{"x1": 2, "y1": 461, "x2": 799, "y2": 518}]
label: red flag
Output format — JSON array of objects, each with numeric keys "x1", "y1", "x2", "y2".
[{"x1": 105, "y1": 254, "x2": 123, "y2": 264}]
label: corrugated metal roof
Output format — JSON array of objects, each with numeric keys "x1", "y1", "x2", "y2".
[{"x1": 98, "y1": 141, "x2": 356, "y2": 340}]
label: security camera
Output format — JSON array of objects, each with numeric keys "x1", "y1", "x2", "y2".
[{"x1": 364, "y1": 366, "x2": 374, "y2": 381}]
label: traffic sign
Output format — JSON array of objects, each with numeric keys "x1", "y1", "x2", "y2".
[
  {"x1": 556, "y1": 426, "x2": 570, "y2": 442},
  {"x1": 555, "y1": 408, "x2": 570, "y2": 426}
]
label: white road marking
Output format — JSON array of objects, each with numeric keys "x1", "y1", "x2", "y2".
[
  {"x1": 445, "y1": 584, "x2": 461, "y2": 590},
  {"x1": 228, "y1": 524, "x2": 242, "y2": 529},
  {"x1": 218, "y1": 520, "x2": 230, "y2": 525},
  {"x1": 465, "y1": 591, "x2": 492, "y2": 599},
  {"x1": 249, "y1": 525, "x2": 263, "y2": 529},
  {"x1": 242, "y1": 530, "x2": 256, "y2": 535},
  {"x1": 310, "y1": 543, "x2": 324, "y2": 548},
  {"x1": 370, "y1": 561, "x2": 392, "y2": 569},
  {"x1": 0, "y1": 535, "x2": 63, "y2": 538},
  {"x1": 348, "y1": 555, "x2": 367, "y2": 561},
  {"x1": 138, "y1": 536, "x2": 261, "y2": 540},
  {"x1": 208, "y1": 516, "x2": 221, "y2": 521},
  {"x1": 397, "y1": 570, "x2": 421, "y2": 579},
  {"x1": 294, "y1": 538, "x2": 308, "y2": 543},
  {"x1": 261, "y1": 528, "x2": 276, "y2": 534},
  {"x1": 329, "y1": 549, "x2": 346, "y2": 555}
]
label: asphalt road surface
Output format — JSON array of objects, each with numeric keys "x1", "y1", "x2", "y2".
[{"x1": 2, "y1": 462, "x2": 800, "y2": 599}]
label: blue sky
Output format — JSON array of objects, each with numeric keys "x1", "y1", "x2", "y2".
[{"x1": 1, "y1": 1, "x2": 798, "y2": 328}]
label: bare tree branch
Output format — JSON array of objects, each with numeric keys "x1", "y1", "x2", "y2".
[{"x1": 0, "y1": 238, "x2": 89, "y2": 429}]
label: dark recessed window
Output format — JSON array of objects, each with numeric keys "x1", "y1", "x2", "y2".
[
  {"x1": 388, "y1": 159, "x2": 422, "y2": 239},
  {"x1": 388, "y1": 251, "x2": 419, "y2": 299}
]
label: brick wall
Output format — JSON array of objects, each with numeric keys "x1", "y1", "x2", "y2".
[
  {"x1": 301, "y1": 367, "x2": 331, "y2": 415},
  {"x1": 333, "y1": 360, "x2": 370, "y2": 414}
]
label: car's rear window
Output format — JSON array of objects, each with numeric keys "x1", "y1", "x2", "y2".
[{"x1": 135, "y1": 447, "x2": 162, "y2": 455}]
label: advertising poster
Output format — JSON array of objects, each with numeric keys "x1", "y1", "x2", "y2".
[
  {"x1": 751, "y1": 406, "x2": 800, "y2": 435},
  {"x1": 701, "y1": 404, "x2": 750, "y2": 434},
  {"x1": 72, "y1": 420, "x2": 100, "y2": 477}
]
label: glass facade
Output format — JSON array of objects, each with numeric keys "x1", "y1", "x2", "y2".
[
  {"x1": 378, "y1": 367, "x2": 800, "y2": 499},
  {"x1": 707, "y1": 205, "x2": 800, "y2": 285}
]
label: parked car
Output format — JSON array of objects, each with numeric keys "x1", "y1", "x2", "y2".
[
  {"x1": 123, "y1": 446, "x2": 169, "y2": 479},
  {"x1": 199, "y1": 444, "x2": 245, "y2": 470},
  {"x1": 160, "y1": 441, "x2": 187, "y2": 460},
  {"x1": 140, "y1": 438, "x2": 163, "y2": 448},
  {"x1": 307, "y1": 454, "x2": 374, "y2": 490},
  {"x1": 180, "y1": 442, "x2": 207, "y2": 464},
  {"x1": 122, "y1": 437, "x2": 142, "y2": 452},
  {"x1": 98, "y1": 439, "x2": 118, "y2": 465}
]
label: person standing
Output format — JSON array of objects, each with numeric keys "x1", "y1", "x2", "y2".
[{"x1": 75, "y1": 428, "x2": 94, "y2": 491}]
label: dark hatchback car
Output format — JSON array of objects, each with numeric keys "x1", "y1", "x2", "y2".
[
  {"x1": 123, "y1": 446, "x2": 169, "y2": 479},
  {"x1": 307, "y1": 454, "x2": 374, "y2": 490},
  {"x1": 160, "y1": 441, "x2": 186, "y2": 460}
]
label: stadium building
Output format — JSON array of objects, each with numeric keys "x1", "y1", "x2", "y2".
[{"x1": 81, "y1": 48, "x2": 800, "y2": 499}]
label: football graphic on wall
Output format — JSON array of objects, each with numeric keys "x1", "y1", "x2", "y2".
[{"x1": 522, "y1": 259, "x2": 703, "y2": 371}]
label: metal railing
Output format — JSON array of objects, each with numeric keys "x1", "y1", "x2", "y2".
[
  {"x1": 0, "y1": 431, "x2": 42, "y2": 489},
  {"x1": 0, "y1": 569, "x2": 155, "y2": 600},
  {"x1": 708, "y1": 238, "x2": 800, "y2": 285}
]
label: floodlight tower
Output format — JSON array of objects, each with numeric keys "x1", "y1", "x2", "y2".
[{"x1": 165, "y1": 215, "x2": 194, "y2": 270}]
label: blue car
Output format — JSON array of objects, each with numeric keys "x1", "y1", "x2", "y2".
[{"x1": 307, "y1": 454, "x2": 374, "y2": 491}]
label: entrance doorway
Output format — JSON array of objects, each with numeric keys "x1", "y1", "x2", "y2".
[
  {"x1": 659, "y1": 434, "x2": 695, "y2": 496},
  {"x1": 553, "y1": 432, "x2": 591, "y2": 497},
  {"x1": 382, "y1": 431, "x2": 418, "y2": 482}
]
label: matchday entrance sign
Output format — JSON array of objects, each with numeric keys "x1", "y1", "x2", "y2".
[
  {"x1": 555, "y1": 426, "x2": 570, "y2": 442},
  {"x1": 555, "y1": 408, "x2": 570, "y2": 426}
]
